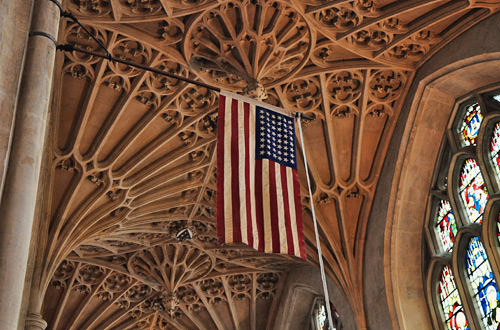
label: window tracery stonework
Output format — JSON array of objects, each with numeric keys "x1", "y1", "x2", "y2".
[
  {"x1": 426, "y1": 88, "x2": 500, "y2": 329},
  {"x1": 34, "y1": 1, "x2": 500, "y2": 328}
]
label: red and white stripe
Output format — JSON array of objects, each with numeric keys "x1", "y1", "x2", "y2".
[{"x1": 216, "y1": 91, "x2": 306, "y2": 259}]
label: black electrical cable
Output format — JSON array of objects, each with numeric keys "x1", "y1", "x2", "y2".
[
  {"x1": 29, "y1": 31, "x2": 57, "y2": 44},
  {"x1": 35, "y1": 0, "x2": 316, "y2": 121},
  {"x1": 48, "y1": 0, "x2": 111, "y2": 59},
  {"x1": 59, "y1": 44, "x2": 315, "y2": 120},
  {"x1": 56, "y1": 43, "x2": 221, "y2": 92}
]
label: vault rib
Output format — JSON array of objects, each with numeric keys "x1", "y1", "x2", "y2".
[
  {"x1": 38, "y1": 2, "x2": 500, "y2": 329},
  {"x1": 67, "y1": 55, "x2": 109, "y2": 156},
  {"x1": 120, "y1": 215, "x2": 204, "y2": 229},
  {"x1": 121, "y1": 137, "x2": 216, "y2": 187},
  {"x1": 51, "y1": 262, "x2": 82, "y2": 329},
  {"x1": 187, "y1": 149, "x2": 216, "y2": 224},
  {"x1": 178, "y1": 304, "x2": 209, "y2": 330},
  {"x1": 373, "y1": 0, "x2": 469, "y2": 58},
  {"x1": 69, "y1": 32, "x2": 117, "y2": 157},
  {"x1": 44, "y1": 195, "x2": 126, "y2": 293},
  {"x1": 335, "y1": 0, "x2": 445, "y2": 40},
  {"x1": 109, "y1": 0, "x2": 123, "y2": 21},
  {"x1": 250, "y1": 273, "x2": 256, "y2": 330},
  {"x1": 65, "y1": 269, "x2": 112, "y2": 329},
  {"x1": 129, "y1": 182, "x2": 204, "y2": 209},
  {"x1": 83, "y1": 52, "x2": 161, "y2": 162},
  {"x1": 103, "y1": 311, "x2": 153, "y2": 330},
  {"x1": 128, "y1": 201, "x2": 197, "y2": 219},
  {"x1": 99, "y1": 292, "x2": 158, "y2": 330},
  {"x1": 264, "y1": 272, "x2": 286, "y2": 330},
  {"x1": 221, "y1": 276, "x2": 241, "y2": 330},
  {"x1": 97, "y1": 81, "x2": 191, "y2": 168},
  {"x1": 128, "y1": 160, "x2": 211, "y2": 198},
  {"x1": 159, "y1": 0, "x2": 173, "y2": 16},
  {"x1": 192, "y1": 283, "x2": 226, "y2": 330},
  {"x1": 80, "y1": 279, "x2": 138, "y2": 329},
  {"x1": 159, "y1": 313, "x2": 190, "y2": 330},
  {"x1": 304, "y1": 0, "x2": 355, "y2": 14},
  {"x1": 293, "y1": 59, "x2": 387, "y2": 78},
  {"x1": 114, "y1": 109, "x2": 216, "y2": 180},
  {"x1": 147, "y1": 312, "x2": 159, "y2": 330},
  {"x1": 66, "y1": 257, "x2": 159, "y2": 288},
  {"x1": 416, "y1": 7, "x2": 490, "y2": 66}
]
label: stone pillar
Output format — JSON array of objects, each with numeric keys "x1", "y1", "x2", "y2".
[
  {"x1": 0, "y1": 0, "x2": 60, "y2": 329},
  {"x1": 0, "y1": 0, "x2": 34, "y2": 203}
]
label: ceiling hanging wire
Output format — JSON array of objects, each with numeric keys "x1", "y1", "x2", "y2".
[
  {"x1": 34, "y1": 0, "x2": 315, "y2": 121},
  {"x1": 56, "y1": 43, "x2": 223, "y2": 93}
]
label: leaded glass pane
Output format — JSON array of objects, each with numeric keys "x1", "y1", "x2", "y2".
[
  {"x1": 439, "y1": 266, "x2": 469, "y2": 330},
  {"x1": 489, "y1": 122, "x2": 500, "y2": 181},
  {"x1": 497, "y1": 214, "x2": 500, "y2": 244},
  {"x1": 314, "y1": 303, "x2": 327, "y2": 330},
  {"x1": 435, "y1": 200, "x2": 458, "y2": 252},
  {"x1": 466, "y1": 237, "x2": 500, "y2": 329},
  {"x1": 459, "y1": 158, "x2": 489, "y2": 223},
  {"x1": 458, "y1": 103, "x2": 483, "y2": 146}
]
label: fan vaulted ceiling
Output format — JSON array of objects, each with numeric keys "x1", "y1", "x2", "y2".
[{"x1": 37, "y1": 0, "x2": 500, "y2": 329}]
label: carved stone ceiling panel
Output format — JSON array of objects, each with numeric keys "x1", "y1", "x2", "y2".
[{"x1": 38, "y1": 0, "x2": 500, "y2": 328}]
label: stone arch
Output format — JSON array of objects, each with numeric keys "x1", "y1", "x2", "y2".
[
  {"x1": 384, "y1": 53, "x2": 500, "y2": 329},
  {"x1": 361, "y1": 11, "x2": 500, "y2": 329}
]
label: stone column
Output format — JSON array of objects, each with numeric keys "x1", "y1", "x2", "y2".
[
  {"x1": 0, "y1": 0, "x2": 34, "y2": 203},
  {"x1": 0, "y1": 0, "x2": 60, "y2": 329}
]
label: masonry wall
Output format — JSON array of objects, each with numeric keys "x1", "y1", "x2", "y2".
[{"x1": 363, "y1": 11, "x2": 500, "y2": 330}]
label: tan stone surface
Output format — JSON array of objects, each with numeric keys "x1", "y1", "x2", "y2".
[
  {"x1": 0, "y1": 0, "x2": 33, "y2": 200},
  {"x1": 386, "y1": 55, "x2": 500, "y2": 330},
  {"x1": 0, "y1": 0, "x2": 60, "y2": 329},
  {"x1": 4, "y1": 0, "x2": 500, "y2": 329}
]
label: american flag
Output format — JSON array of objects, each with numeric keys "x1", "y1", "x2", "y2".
[{"x1": 216, "y1": 90, "x2": 306, "y2": 259}]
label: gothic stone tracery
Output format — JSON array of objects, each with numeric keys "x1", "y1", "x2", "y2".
[{"x1": 35, "y1": 0, "x2": 500, "y2": 328}]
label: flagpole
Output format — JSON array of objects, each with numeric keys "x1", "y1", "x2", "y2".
[{"x1": 296, "y1": 113, "x2": 335, "y2": 330}]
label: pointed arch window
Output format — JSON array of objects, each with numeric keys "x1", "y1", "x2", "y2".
[
  {"x1": 488, "y1": 122, "x2": 500, "y2": 180},
  {"x1": 313, "y1": 300, "x2": 327, "y2": 330},
  {"x1": 465, "y1": 237, "x2": 500, "y2": 328},
  {"x1": 426, "y1": 88, "x2": 500, "y2": 330},
  {"x1": 435, "y1": 200, "x2": 458, "y2": 252},
  {"x1": 458, "y1": 159, "x2": 488, "y2": 224},
  {"x1": 458, "y1": 102, "x2": 482, "y2": 147},
  {"x1": 497, "y1": 214, "x2": 500, "y2": 243},
  {"x1": 439, "y1": 265, "x2": 469, "y2": 329},
  {"x1": 310, "y1": 297, "x2": 342, "y2": 330}
]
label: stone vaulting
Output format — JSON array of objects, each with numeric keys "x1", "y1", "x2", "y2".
[{"x1": 3, "y1": 0, "x2": 500, "y2": 329}]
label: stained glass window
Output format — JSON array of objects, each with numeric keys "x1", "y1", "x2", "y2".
[
  {"x1": 459, "y1": 158, "x2": 489, "y2": 223},
  {"x1": 313, "y1": 301, "x2": 327, "y2": 330},
  {"x1": 435, "y1": 200, "x2": 458, "y2": 252},
  {"x1": 428, "y1": 91, "x2": 500, "y2": 330},
  {"x1": 458, "y1": 103, "x2": 483, "y2": 146},
  {"x1": 439, "y1": 266, "x2": 469, "y2": 330},
  {"x1": 489, "y1": 122, "x2": 500, "y2": 181},
  {"x1": 497, "y1": 214, "x2": 500, "y2": 244},
  {"x1": 311, "y1": 299, "x2": 341, "y2": 330},
  {"x1": 466, "y1": 237, "x2": 500, "y2": 329}
]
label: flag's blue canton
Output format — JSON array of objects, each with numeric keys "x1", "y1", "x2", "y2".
[{"x1": 255, "y1": 106, "x2": 297, "y2": 169}]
